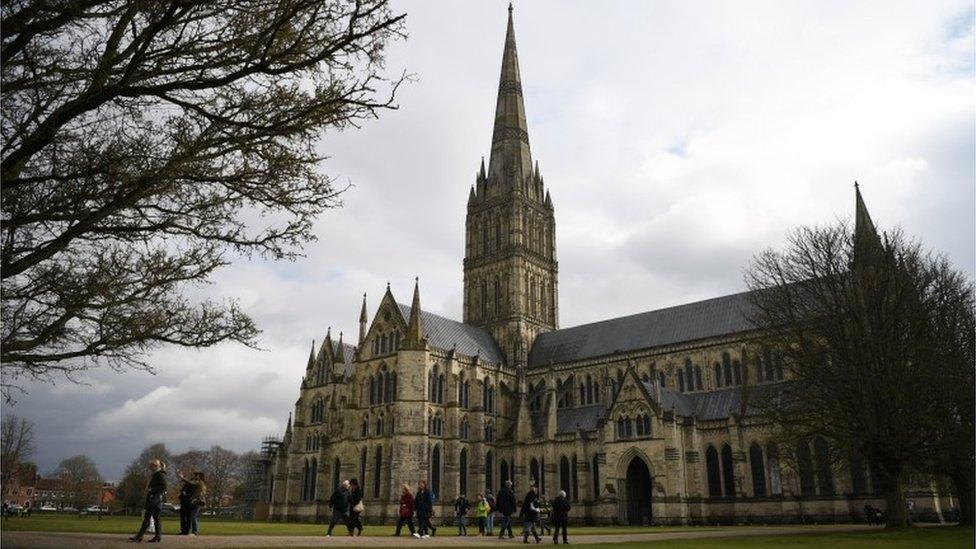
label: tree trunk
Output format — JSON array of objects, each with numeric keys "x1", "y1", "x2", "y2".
[
  {"x1": 951, "y1": 473, "x2": 974, "y2": 526},
  {"x1": 884, "y1": 474, "x2": 909, "y2": 528}
]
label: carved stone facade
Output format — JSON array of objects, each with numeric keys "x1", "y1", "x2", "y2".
[{"x1": 265, "y1": 6, "x2": 952, "y2": 525}]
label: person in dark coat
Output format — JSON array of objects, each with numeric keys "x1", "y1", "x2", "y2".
[
  {"x1": 551, "y1": 490, "x2": 570, "y2": 544},
  {"x1": 130, "y1": 459, "x2": 168, "y2": 543},
  {"x1": 415, "y1": 479, "x2": 438, "y2": 538},
  {"x1": 326, "y1": 480, "x2": 350, "y2": 536},
  {"x1": 454, "y1": 493, "x2": 470, "y2": 536},
  {"x1": 519, "y1": 485, "x2": 541, "y2": 544},
  {"x1": 395, "y1": 484, "x2": 417, "y2": 537},
  {"x1": 177, "y1": 471, "x2": 206, "y2": 535},
  {"x1": 347, "y1": 478, "x2": 364, "y2": 536},
  {"x1": 496, "y1": 480, "x2": 517, "y2": 539}
]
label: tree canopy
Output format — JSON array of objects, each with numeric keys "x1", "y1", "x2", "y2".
[
  {"x1": 1, "y1": 0, "x2": 407, "y2": 400},
  {"x1": 746, "y1": 190, "x2": 975, "y2": 526}
]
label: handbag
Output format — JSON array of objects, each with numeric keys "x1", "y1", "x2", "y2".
[{"x1": 353, "y1": 501, "x2": 365, "y2": 514}]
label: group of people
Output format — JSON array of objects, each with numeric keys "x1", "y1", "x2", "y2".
[
  {"x1": 324, "y1": 478, "x2": 570, "y2": 544},
  {"x1": 128, "y1": 459, "x2": 208, "y2": 543}
]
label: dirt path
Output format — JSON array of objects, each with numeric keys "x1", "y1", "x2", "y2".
[{"x1": 1, "y1": 524, "x2": 879, "y2": 548}]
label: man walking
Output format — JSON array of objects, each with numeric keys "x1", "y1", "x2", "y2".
[
  {"x1": 326, "y1": 480, "x2": 350, "y2": 536},
  {"x1": 497, "y1": 480, "x2": 517, "y2": 539},
  {"x1": 454, "y1": 492, "x2": 470, "y2": 536},
  {"x1": 552, "y1": 490, "x2": 571, "y2": 544}
]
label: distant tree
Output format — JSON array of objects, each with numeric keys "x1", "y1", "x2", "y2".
[
  {"x1": 56, "y1": 455, "x2": 103, "y2": 510},
  {"x1": 115, "y1": 469, "x2": 146, "y2": 514},
  {"x1": 0, "y1": 0, "x2": 408, "y2": 400},
  {"x1": 204, "y1": 445, "x2": 245, "y2": 508},
  {"x1": 0, "y1": 414, "x2": 34, "y2": 494},
  {"x1": 746, "y1": 205, "x2": 974, "y2": 528}
]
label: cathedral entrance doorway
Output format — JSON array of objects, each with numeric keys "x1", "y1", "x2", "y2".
[{"x1": 624, "y1": 457, "x2": 652, "y2": 526}]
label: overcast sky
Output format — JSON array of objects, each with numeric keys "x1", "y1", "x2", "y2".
[{"x1": 4, "y1": 0, "x2": 973, "y2": 481}]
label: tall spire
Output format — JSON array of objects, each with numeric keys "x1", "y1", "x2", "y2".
[
  {"x1": 487, "y1": 3, "x2": 532, "y2": 184},
  {"x1": 405, "y1": 277, "x2": 425, "y2": 348},
  {"x1": 854, "y1": 183, "x2": 881, "y2": 246},
  {"x1": 306, "y1": 340, "x2": 315, "y2": 369}
]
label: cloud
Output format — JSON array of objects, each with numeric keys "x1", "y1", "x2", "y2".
[{"x1": 4, "y1": 0, "x2": 973, "y2": 480}]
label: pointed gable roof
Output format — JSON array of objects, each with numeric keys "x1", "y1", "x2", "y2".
[{"x1": 487, "y1": 3, "x2": 533, "y2": 184}]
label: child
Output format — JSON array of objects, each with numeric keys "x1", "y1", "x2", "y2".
[{"x1": 475, "y1": 493, "x2": 491, "y2": 535}]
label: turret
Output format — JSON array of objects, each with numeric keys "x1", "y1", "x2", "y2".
[{"x1": 358, "y1": 293, "x2": 368, "y2": 345}]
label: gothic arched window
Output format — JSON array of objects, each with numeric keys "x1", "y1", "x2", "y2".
[
  {"x1": 459, "y1": 448, "x2": 468, "y2": 496},
  {"x1": 373, "y1": 447, "x2": 382, "y2": 498},
  {"x1": 684, "y1": 359, "x2": 695, "y2": 391},
  {"x1": 485, "y1": 450, "x2": 494, "y2": 492},
  {"x1": 678, "y1": 371, "x2": 685, "y2": 393},
  {"x1": 749, "y1": 443, "x2": 767, "y2": 496},
  {"x1": 713, "y1": 363, "x2": 722, "y2": 388},
  {"x1": 559, "y1": 456, "x2": 570, "y2": 496},
  {"x1": 797, "y1": 441, "x2": 816, "y2": 495},
  {"x1": 814, "y1": 437, "x2": 834, "y2": 495},
  {"x1": 767, "y1": 444, "x2": 783, "y2": 495},
  {"x1": 722, "y1": 353, "x2": 733, "y2": 387},
  {"x1": 430, "y1": 445, "x2": 441, "y2": 498},
  {"x1": 721, "y1": 444, "x2": 736, "y2": 496},
  {"x1": 706, "y1": 446, "x2": 722, "y2": 497}
]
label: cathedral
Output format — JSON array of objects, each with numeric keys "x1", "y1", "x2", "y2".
[{"x1": 264, "y1": 6, "x2": 949, "y2": 525}]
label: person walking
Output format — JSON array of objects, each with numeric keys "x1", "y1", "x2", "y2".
[
  {"x1": 395, "y1": 484, "x2": 417, "y2": 537},
  {"x1": 538, "y1": 495, "x2": 552, "y2": 535},
  {"x1": 551, "y1": 490, "x2": 570, "y2": 544},
  {"x1": 129, "y1": 459, "x2": 168, "y2": 543},
  {"x1": 347, "y1": 478, "x2": 364, "y2": 536},
  {"x1": 416, "y1": 480, "x2": 437, "y2": 538},
  {"x1": 326, "y1": 481, "x2": 350, "y2": 536},
  {"x1": 454, "y1": 492, "x2": 470, "y2": 536},
  {"x1": 497, "y1": 480, "x2": 517, "y2": 539},
  {"x1": 485, "y1": 489, "x2": 496, "y2": 536},
  {"x1": 519, "y1": 485, "x2": 541, "y2": 544},
  {"x1": 475, "y1": 493, "x2": 490, "y2": 535}
]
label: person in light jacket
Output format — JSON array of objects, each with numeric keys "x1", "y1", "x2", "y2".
[{"x1": 129, "y1": 459, "x2": 168, "y2": 543}]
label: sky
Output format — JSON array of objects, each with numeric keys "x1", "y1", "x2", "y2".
[{"x1": 4, "y1": 0, "x2": 973, "y2": 481}]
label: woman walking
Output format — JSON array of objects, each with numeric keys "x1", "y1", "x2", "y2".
[
  {"x1": 129, "y1": 459, "x2": 168, "y2": 543},
  {"x1": 395, "y1": 484, "x2": 417, "y2": 537},
  {"x1": 415, "y1": 480, "x2": 437, "y2": 538},
  {"x1": 347, "y1": 478, "x2": 364, "y2": 536}
]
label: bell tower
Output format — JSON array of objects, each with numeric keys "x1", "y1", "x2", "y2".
[{"x1": 463, "y1": 4, "x2": 558, "y2": 368}]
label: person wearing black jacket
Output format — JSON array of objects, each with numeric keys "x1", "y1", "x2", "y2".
[
  {"x1": 551, "y1": 490, "x2": 570, "y2": 544},
  {"x1": 326, "y1": 481, "x2": 350, "y2": 536},
  {"x1": 129, "y1": 459, "x2": 168, "y2": 543},
  {"x1": 519, "y1": 485, "x2": 541, "y2": 544},
  {"x1": 415, "y1": 479, "x2": 437, "y2": 538},
  {"x1": 453, "y1": 493, "x2": 470, "y2": 536},
  {"x1": 347, "y1": 478, "x2": 364, "y2": 536},
  {"x1": 496, "y1": 480, "x2": 517, "y2": 539}
]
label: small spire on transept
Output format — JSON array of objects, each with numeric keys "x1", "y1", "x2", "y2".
[
  {"x1": 405, "y1": 277, "x2": 426, "y2": 348},
  {"x1": 336, "y1": 332, "x2": 345, "y2": 362},
  {"x1": 306, "y1": 340, "x2": 315, "y2": 369},
  {"x1": 359, "y1": 293, "x2": 368, "y2": 345}
]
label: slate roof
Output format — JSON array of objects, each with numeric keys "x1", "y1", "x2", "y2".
[
  {"x1": 335, "y1": 342, "x2": 358, "y2": 378},
  {"x1": 556, "y1": 404, "x2": 606, "y2": 434},
  {"x1": 397, "y1": 303, "x2": 505, "y2": 364},
  {"x1": 527, "y1": 290, "x2": 757, "y2": 368}
]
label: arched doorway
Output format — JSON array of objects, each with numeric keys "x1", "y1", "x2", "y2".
[{"x1": 625, "y1": 457, "x2": 652, "y2": 525}]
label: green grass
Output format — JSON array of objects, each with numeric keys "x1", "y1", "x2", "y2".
[{"x1": 2, "y1": 515, "x2": 972, "y2": 548}]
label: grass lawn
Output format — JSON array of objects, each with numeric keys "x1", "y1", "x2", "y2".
[{"x1": 1, "y1": 515, "x2": 972, "y2": 548}]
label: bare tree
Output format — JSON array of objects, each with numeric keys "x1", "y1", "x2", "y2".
[
  {"x1": 204, "y1": 445, "x2": 244, "y2": 507},
  {"x1": 116, "y1": 442, "x2": 172, "y2": 511},
  {"x1": 0, "y1": 414, "x2": 35, "y2": 494},
  {"x1": 746, "y1": 202, "x2": 974, "y2": 527},
  {"x1": 0, "y1": 0, "x2": 408, "y2": 400},
  {"x1": 56, "y1": 454, "x2": 103, "y2": 510}
]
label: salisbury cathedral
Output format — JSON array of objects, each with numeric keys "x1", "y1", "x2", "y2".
[{"x1": 264, "y1": 7, "x2": 949, "y2": 525}]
